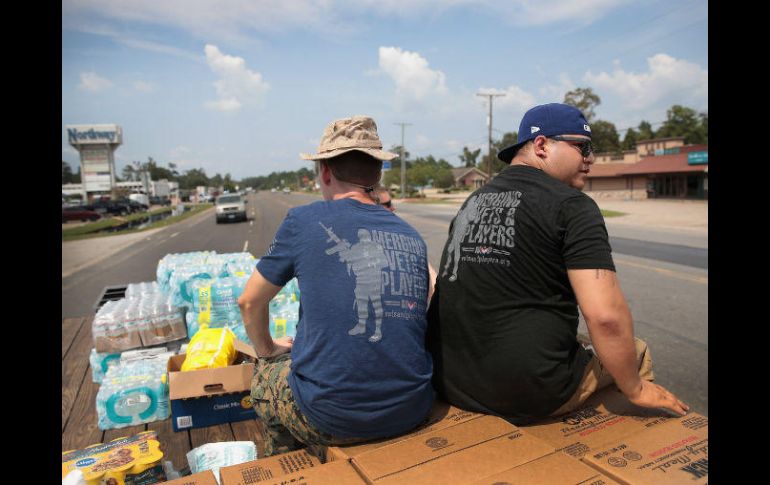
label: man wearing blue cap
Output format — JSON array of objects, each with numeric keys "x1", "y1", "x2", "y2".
[{"x1": 426, "y1": 103, "x2": 688, "y2": 424}]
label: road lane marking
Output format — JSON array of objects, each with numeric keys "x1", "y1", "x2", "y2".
[
  {"x1": 614, "y1": 257, "x2": 707, "y2": 284},
  {"x1": 169, "y1": 232, "x2": 179, "y2": 238},
  {"x1": 250, "y1": 220, "x2": 254, "y2": 226},
  {"x1": 243, "y1": 240, "x2": 249, "y2": 252}
]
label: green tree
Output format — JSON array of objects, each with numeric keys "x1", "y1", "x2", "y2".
[
  {"x1": 563, "y1": 87, "x2": 601, "y2": 122},
  {"x1": 656, "y1": 105, "x2": 708, "y2": 144},
  {"x1": 121, "y1": 164, "x2": 136, "y2": 181},
  {"x1": 73, "y1": 165, "x2": 81, "y2": 183},
  {"x1": 590, "y1": 120, "x2": 621, "y2": 154},
  {"x1": 62, "y1": 161, "x2": 75, "y2": 184},
  {"x1": 479, "y1": 131, "x2": 517, "y2": 175},
  {"x1": 222, "y1": 173, "x2": 237, "y2": 192},
  {"x1": 433, "y1": 167, "x2": 455, "y2": 188},
  {"x1": 458, "y1": 147, "x2": 481, "y2": 168},
  {"x1": 621, "y1": 128, "x2": 638, "y2": 150},
  {"x1": 636, "y1": 120, "x2": 655, "y2": 141},
  {"x1": 178, "y1": 168, "x2": 209, "y2": 190}
]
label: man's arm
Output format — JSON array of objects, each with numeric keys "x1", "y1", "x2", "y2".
[
  {"x1": 238, "y1": 269, "x2": 293, "y2": 358},
  {"x1": 568, "y1": 269, "x2": 689, "y2": 416}
]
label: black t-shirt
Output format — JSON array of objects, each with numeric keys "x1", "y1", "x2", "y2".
[{"x1": 426, "y1": 165, "x2": 616, "y2": 424}]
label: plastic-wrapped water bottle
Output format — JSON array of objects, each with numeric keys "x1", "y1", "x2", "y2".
[
  {"x1": 89, "y1": 348, "x2": 121, "y2": 383},
  {"x1": 96, "y1": 355, "x2": 171, "y2": 429}
]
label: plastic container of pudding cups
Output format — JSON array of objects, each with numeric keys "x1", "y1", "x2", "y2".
[{"x1": 62, "y1": 432, "x2": 165, "y2": 485}]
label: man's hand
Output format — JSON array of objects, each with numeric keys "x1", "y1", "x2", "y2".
[
  {"x1": 258, "y1": 336, "x2": 294, "y2": 359},
  {"x1": 626, "y1": 380, "x2": 690, "y2": 416}
]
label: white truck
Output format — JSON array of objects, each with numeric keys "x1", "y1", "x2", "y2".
[{"x1": 128, "y1": 193, "x2": 150, "y2": 208}]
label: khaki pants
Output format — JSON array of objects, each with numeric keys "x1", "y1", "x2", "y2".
[{"x1": 550, "y1": 338, "x2": 655, "y2": 416}]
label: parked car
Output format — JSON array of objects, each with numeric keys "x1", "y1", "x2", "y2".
[
  {"x1": 282, "y1": 187, "x2": 291, "y2": 194},
  {"x1": 90, "y1": 199, "x2": 132, "y2": 216},
  {"x1": 115, "y1": 198, "x2": 148, "y2": 213},
  {"x1": 215, "y1": 194, "x2": 248, "y2": 223},
  {"x1": 62, "y1": 206, "x2": 101, "y2": 223},
  {"x1": 149, "y1": 196, "x2": 171, "y2": 206}
]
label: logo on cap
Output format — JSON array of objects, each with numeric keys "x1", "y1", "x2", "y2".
[
  {"x1": 530, "y1": 126, "x2": 540, "y2": 134},
  {"x1": 583, "y1": 124, "x2": 591, "y2": 132}
]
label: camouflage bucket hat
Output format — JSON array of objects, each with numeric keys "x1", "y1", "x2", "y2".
[{"x1": 300, "y1": 115, "x2": 398, "y2": 161}]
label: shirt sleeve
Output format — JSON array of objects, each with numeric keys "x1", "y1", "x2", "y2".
[
  {"x1": 256, "y1": 210, "x2": 297, "y2": 286},
  {"x1": 558, "y1": 195, "x2": 616, "y2": 271}
]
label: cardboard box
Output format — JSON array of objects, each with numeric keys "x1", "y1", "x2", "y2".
[
  {"x1": 161, "y1": 469, "x2": 219, "y2": 484},
  {"x1": 167, "y1": 338, "x2": 258, "y2": 431},
  {"x1": 219, "y1": 449, "x2": 321, "y2": 484},
  {"x1": 582, "y1": 413, "x2": 708, "y2": 485},
  {"x1": 221, "y1": 459, "x2": 367, "y2": 485},
  {"x1": 327, "y1": 399, "x2": 483, "y2": 462},
  {"x1": 351, "y1": 415, "x2": 555, "y2": 484},
  {"x1": 469, "y1": 451, "x2": 622, "y2": 485},
  {"x1": 519, "y1": 387, "x2": 675, "y2": 458}
]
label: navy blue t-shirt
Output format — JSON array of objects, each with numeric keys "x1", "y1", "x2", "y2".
[{"x1": 256, "y1": 198, "x2": 434, "y2": 438}]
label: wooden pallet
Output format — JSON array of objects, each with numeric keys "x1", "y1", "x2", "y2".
[{"x1": 61, "y1": 315, "x2": 268, "y2": 472}]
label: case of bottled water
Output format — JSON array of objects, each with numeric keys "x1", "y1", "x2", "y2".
[{"x1": 95, "y1": 353, "x2": 173, "y2": 430}]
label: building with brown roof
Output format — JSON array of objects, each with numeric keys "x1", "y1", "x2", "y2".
[
  {"x1": 585, "y1": 137, "x2": 708, "y2": 200},
  {"x1": 451, "y1": 167, "x2": 489, "y2": 189}
]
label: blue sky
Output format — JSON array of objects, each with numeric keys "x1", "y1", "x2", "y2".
[{"x1": 62, "y1": 0, "x2": 708, "y2": 180}]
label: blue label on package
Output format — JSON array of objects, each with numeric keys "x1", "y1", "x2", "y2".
[{"x1": 171, "y1": 392, "x2": 256, "y2": 432}]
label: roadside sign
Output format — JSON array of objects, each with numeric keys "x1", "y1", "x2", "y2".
[
  {"x1": 382, "y1": 161, "x2": 391, "y2": 170},
  {"x1": 687, "y1": 151, "x2": 708, "y2": 165}
]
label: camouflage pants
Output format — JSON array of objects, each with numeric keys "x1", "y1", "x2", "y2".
[{"x1": 250, "y1": 354, "x2": 366, "y2": 460}]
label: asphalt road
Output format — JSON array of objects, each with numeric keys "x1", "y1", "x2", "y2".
[{"x1": 62, "y1": 191, "x2": 707, "y2": 416}]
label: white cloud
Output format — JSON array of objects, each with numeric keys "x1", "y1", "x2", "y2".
[
  {"x1": 78, "y1": 72, "x2": 113, "y2": 92},
  {"x1": 479, "y1": 85, "x2": 537, "y2": 114},
  {"x1": 133, "y1": 81, "x2": 155, "y2": 92},
  {"x1": 584, "y1": 53, "x2": 708, "y2": 112},
  {"x1": 378, "y1": 46, "x2": 447, "y2": 102},
  {"x1": 204, "y1": 44, "x2": 269, "y2": 113}
]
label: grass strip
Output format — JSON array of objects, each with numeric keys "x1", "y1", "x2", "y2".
[
  {"x1": 62, "y1": 204, "x2": 213, "y2": 241},
  {"x1": 601, "y1": 209, "x2": 626, "y2": 218}
]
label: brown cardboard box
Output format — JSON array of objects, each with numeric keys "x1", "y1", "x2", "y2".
[
  {"x1": 167, "y1": 338, "x2": 257, "y2": 397},
  {"x1": 167, "y1": 338, "x2": 259, "y2": 431},
  {"x1": 327, "y1": 399, "x2": 483, "y2": 462},
  {"x1": 582, "y1": 413, "x2": 708, "y2": 485},
  {"x1": 520, "y1": 387, "x2": 675, "y2": 458},
  {"x1": 221, "y1": 459, "x2": 367, "y2": 485},
  {"x1": 351, "y1": 415, "x2": 555, "y2": 484},
  {"x1": 469, "y1": 451, "x2": 622, "y2": 485},
  {"x1": 161, "y1": 469, "x2": 219, "y2": 484},
  {"x1": 219, "y1": 449, "x2": 322, "y2": 484}
]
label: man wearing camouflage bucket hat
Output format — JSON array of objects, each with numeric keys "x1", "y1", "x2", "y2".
[{"x1": 239, "y1": 115, "x2": 434, "y2": 459}]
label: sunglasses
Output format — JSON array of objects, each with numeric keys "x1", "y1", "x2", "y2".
[{"x1": 549, "y1": 135, "x2": 593, "y2": 158}]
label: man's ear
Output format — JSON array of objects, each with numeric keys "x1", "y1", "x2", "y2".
[
  {"x1": 320, "y1": 161, "x2": 332, "y2": 185},
  {"x1": 532, "y1": 135, "x2": 549, "y2": 158}
]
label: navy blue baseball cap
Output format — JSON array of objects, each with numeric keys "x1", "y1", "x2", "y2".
[{"x1": 497, "y1": 103, "x2": 592, "y2": 163}]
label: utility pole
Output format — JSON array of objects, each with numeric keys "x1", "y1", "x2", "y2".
[
  {"x1": 477, "y1": 92, "x2": 505, "y2": 180},
  {"x1": 394, "y1": 122, "x2": 412, "y2": 198}
]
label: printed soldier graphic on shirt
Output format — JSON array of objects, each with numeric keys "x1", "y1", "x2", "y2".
[
  {"x1": 442, "y1": 191, "x2": 523, "y2": 282},
  {"x1": 320, "y1": 223, "x2": 429, "y2": 343},
  {"x1": 442, "y1": 195, "x2": 480, "y2": 282}
]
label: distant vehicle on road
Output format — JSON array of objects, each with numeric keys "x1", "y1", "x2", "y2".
[
  {"x1": 271, "y1": 188, "x2": 277, "y2": 193},
  {"x1": 90, "y1": 199, "x2": 132, "y2": 216},
  {"x1": 215, "y1": 193, "x2": 248, "y2": 223},
  {"x1": 282, "y1": 187, "x2": 291, "y2": 194},
  {"x1": 149, "y1": 196, "x2": 171, "y2": 206},
  {"x1": 129, "y1": 193, "x2": 150, "y2": 208},
  {"x1": 62, "y1": 206, "x2": 101, "y2": 223}
]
